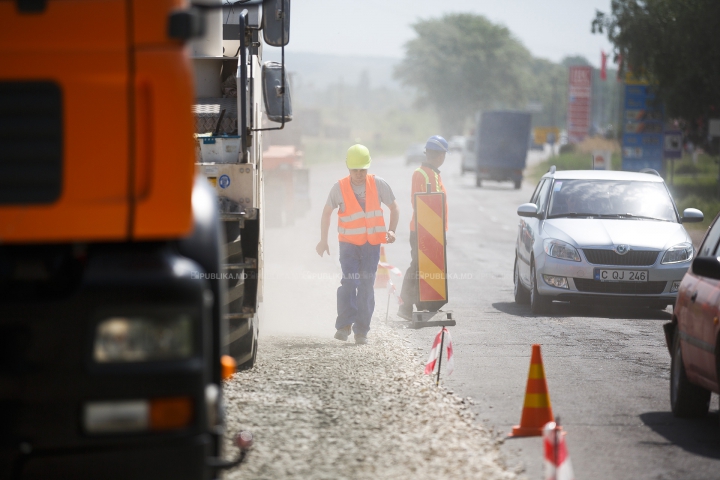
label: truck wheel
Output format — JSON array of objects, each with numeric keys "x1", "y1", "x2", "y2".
[
  {"x1": 530, "y1": 261, "x2": 552, "y2": 314},
  {"x1": 514, "y1": 256, "x2": 530, "y2": 304},
  {"x1": 670, "y1": 327, "x2": 710, "y2": 417},
  {"x1": 239, "y1": 338, "x2": 257, "y2": 370},
  {"x1": 475, "y1": 176, "x2": 482, "y2": 188},
  {"x1": 513, "y1": 179, "x2": 522, "y2": 189}
]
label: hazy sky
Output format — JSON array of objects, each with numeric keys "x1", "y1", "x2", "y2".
[{"x1": 288, "y1": 0, "x2": 614, "y2": 66}]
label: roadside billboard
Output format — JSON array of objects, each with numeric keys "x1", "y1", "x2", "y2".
[
  {"x1": 622, "y1": 74, "x2": 664, "y2": 172},
  {"x1": 567, "y1": 66, "x2": 592, "y2": 143}
]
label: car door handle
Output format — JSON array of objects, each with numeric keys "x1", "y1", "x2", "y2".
[{"x1": 691, "y1": 291, "x2": 698, "y2": 302}]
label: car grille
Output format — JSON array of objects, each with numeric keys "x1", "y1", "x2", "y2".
[
  {"x1": 573, "y1": 278, "x2": 667, "y2": 295},
  {"x1": 582, "y1": 249, "x2": 659, "y2": 266}
]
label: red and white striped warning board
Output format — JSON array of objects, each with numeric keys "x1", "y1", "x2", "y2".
[
  {"x1": 424, "y1": 327, "x2": 454, "y2": 376},
  {"x1": 543, "y1": 421, "x2": 574, "y2": 480}
]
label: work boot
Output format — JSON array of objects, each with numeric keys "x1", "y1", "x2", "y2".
[
  {"x1": 354, "y1": 334, "x2": 368, "y2": 345},
  {"x1": 396, "y1": 307, "x2": 413, "y2": 321},
  {"x1": 334, "y1": 325, "x2": 352, "y2": 341}
]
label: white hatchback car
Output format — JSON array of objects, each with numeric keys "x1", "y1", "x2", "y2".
[{"x1": 514, "y1": 168, "x2": 704, "y2": 313}]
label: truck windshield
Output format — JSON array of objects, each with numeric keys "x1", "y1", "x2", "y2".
[{"x1": 547, "y1": 179, "x2": 677, "y2": 222}]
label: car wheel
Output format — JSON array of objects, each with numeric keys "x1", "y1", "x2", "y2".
[
  {"x1": 670, "y1": 326, "x2": 710, "y2": 417},
  {"x1": 476, "y1": 176, "x2": 482, "y2": 188},
  {"x1": 514, "y1": 256, "x2": 530, "y2": 304},
  {"x1": 530, "y1": 261, "x2": 552, "y2": 314},
  {"x1": 513, "y1": 179, "x2": 522, "y2": 190}
]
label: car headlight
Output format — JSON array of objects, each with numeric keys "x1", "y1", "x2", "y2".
[
  {"x1": 543, "y1": 239, "x2": 581, "y2": 262},
  {"x1": 94, "y1": 315, "x2": 193, "y2": 363},
  {"x1": 661, "y1": 243, "x2": 694, "y2": 264}
]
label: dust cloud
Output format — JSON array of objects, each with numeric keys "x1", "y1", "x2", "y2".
[{"x1": 260, "y1": 161, "x2": 350, "y2": 338}]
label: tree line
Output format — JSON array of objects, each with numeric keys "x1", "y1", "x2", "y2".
[
  {"x1": 394, "y1": 14, "x2": 618, "y2": 138},
  {"x1": 593, "y1": 0, "x2": 720, "y2": 147}
]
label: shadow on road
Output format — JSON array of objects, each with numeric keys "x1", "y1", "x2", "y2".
[
  {"x1": 640, "y1": 411, "x2": 720, "y2": 459},
  {"x1": 456, "y1": 182, "x2": 518, "y2": 191},
  {"x1": 492, "y1": 301, "x2": 672, "y2": 321}
]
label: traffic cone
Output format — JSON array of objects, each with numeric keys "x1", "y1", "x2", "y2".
[
  {"x1": 510, "y1": 344, "x2": 554, "y2": 437},
  {"x1": 374, "y1": 246, "x2": 389, "y2": 289}
]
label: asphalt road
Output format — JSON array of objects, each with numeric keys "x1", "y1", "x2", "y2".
[{"x1": 262, "y1": 151, "x2": 720, "y2": 479}]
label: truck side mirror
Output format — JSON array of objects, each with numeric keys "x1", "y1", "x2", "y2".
[
  {"x1": 262, "y1": 0, "x2": 290, "y2": 47},
  {"x1": 262, "y1": 62, "x2": 292, "y2": 123}
]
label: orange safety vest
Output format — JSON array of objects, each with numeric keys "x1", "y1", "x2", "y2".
[
  {"x1": 410, "y1": 165, "x2": 448, "y2": 232},
  {"x1": 337, "y1": 175, "x2": 387, "y2": 245}
]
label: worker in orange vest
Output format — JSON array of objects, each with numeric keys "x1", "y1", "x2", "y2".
[
  {"x1": 398, "y1": 135, "x2": 449, "y2": 319},
  {"x1": 316, "y1": 145, "x2": 400, "y2": 344}
]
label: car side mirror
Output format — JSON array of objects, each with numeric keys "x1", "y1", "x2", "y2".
[
  {"x1": 681, "y1": 208, "x2": 704, "y2": 223},
  {"x1": 692, "y1": 256, "x2": 720, "y2": 280},
  {"x1": 262, "y1": 0, "x2": 290, "y2": 47},
  {"x1": 517, "y1": 203, "x2": 539, "y2": 218},
  {"x1": 262, "y1": 62, "x2": 293, "y2": 123}
]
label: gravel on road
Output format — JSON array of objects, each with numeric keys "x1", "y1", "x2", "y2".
[{"x1": 224, "y1": 323, "x2": 521, "y2": 480}]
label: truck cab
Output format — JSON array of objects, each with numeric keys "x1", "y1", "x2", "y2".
[{"x1": 0, "y1": 1, "x2": 274, "y2": 477}]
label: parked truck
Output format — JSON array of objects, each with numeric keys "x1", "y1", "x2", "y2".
[
  {"x1": 474, "y1": 111, "x2": 532, "y2": 189},
  {"x1": 192, "y1": 0, "x2": 292, "y2": 368},
  {"x1": 0, "y1": 0, "x2": 290, "y2": 478}
]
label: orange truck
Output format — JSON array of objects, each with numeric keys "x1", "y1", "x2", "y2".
[{"x1": 0, "y1": 0, "x2": 291, "y2": 478}]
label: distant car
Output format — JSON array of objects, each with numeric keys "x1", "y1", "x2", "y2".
[
  {"x1": 460, "y1": 137, "x2": 476, "y2": 175},
  {"x1": 449, "y1": 135, "x2": 466, "y2": 152},
  {"x1": 405, "y1": 143, "x2": 425, "y2": 165},
  {"x1": 514, "y1": 168, "x2": 704, "y2": 314},
  {"x1": 666, "y1": 212, "x2": 720, "y2": 419}
]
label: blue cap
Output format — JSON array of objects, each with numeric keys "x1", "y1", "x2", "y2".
[{"x1": 425, "y1": 135, "x2": 448, "y2": 152}]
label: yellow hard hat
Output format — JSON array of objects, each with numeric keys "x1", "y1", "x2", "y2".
[{"x1": 346, "y1": 144, "x2": 372, "y2": 169}]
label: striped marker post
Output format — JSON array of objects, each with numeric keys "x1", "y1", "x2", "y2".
[
  {"x1": 414, "y1": 189, "x2": 448, "y2": 309},
  {"x1": 510, "y1": 344, "x2": 554, "y2": 437}
]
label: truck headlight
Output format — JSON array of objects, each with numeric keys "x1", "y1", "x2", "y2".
[
  {"x1": 94, "y1": 315, "x2": 193, "y2": 363},
  {"x1": 661, "y1": 243, "x2": 694, "y2": 264},
  {"x1": 543, "y1": 239, "x2": 581, "y2": 262}
]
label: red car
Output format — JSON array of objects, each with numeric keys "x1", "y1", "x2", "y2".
[{"x1": 666, "y1": 213, "x2": 720, "y2": 417}]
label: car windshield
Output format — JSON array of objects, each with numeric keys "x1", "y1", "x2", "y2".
[{"x1": 547, "y1": 179, "x2": 677, "y2": 222}]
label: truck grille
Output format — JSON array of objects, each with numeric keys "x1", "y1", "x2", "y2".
[
  {"x1": 573, "y1": 278, "x2": 666, "y2": 295},
  {"x1": 582, "y1": 249, "x2": 659, "y2": 266},
  {"x1": 0, "y1": 82, "x2": 63, "y2": 205}
]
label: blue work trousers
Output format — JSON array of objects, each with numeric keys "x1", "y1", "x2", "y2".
[{"x1": 336, "y1": 241, "x2": 381, "y2": 336}]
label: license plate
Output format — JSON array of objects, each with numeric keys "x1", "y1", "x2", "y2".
[{"x1": 594, "y1": 269, "x2": 648, "y2": 282}]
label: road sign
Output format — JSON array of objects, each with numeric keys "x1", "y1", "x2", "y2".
[
  {"x1": 709, "y1": 119, "x2": 720, "y2": 138},
  {"x1": 414, "y1": 191, "x2": 448, "y2": 309},
  {"x1": 592, "y1": 150, "x2": 612, "y2": 170},
  {"x1": 533, "y1": 127, "x2": 560, "y2": 146},
  {"x1": 567, "y1": 66, "x2": 592, "y2": 143},
  {"x1": 664, "y1": 129, "x2": 682, "y2": 159}
]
